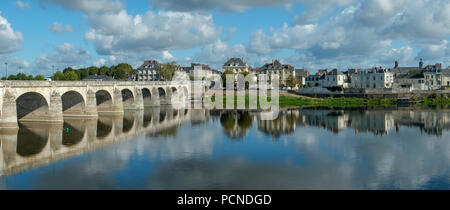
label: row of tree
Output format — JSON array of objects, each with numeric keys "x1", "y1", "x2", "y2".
[
  {"x1": 51, "y1": 63, "x2": 135, "y2": 81},
  {"x1": 1, "y1": 73, "x2": 45, "y2": 81}
]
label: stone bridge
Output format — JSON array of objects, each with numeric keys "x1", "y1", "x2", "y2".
[{"x1": 0, "y1": 81, "x2": 191, "y2": 129}]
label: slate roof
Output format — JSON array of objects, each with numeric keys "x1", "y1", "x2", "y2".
[
  {"x1": 391, "y1": 67, "x2": 419, "y2": 75},
  {"x1": 295, "y1": 69, "x2": 310, "y2": 77},
  {"x1": 83, "y1": 75, "x2": 115, "y2": 81},
  {"x1": 259, "y1": 60, "x2": 294, "y2": 71},
  {"x1": 223, "y1": 58, "x2": 247, "y2": 67}
]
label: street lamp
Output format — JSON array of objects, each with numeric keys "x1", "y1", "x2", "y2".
[{"x1": 4, "y1": 62, "x2": 8, "y2": 79}]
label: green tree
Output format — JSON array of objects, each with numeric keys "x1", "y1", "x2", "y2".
[
  {"x1": 158, "y1": 63, "x2": 177, "y2": 81},
  {"x1": 34, "y1": 75, "x2": 45, "y2": 80},
  {"x1": 115, "y1": 63, "x2": 133, "y2": 79},
  {"x1": 286, "y1": 75, "x2": 297, "y2": 88},
  {"x1": 87, "y1": 66, "x2": 99, "y2": 76},
  {"x1": 63, "y1": 71, "x2": 79, "y2": 81},
  {"x1": 99, "y1": 66, "x2": 109, "y2": 75},
  {"x1": 222, "y1": 69, "x2": 235, "y2": 88},
  {"x1": 7, "y1": 75, "x2": 17, "y2": 80},
  {"x1": 52, "y1": 71, "x2": 65, "y2": 81}
]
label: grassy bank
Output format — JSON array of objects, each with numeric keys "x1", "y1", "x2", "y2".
[
  {"x1": 207, "y1": 94, "x2": 397, "y2": 108},
  {"x1": 278, "y1": 96, "x2": 396, "y2": 108},
  {"x1": 418, "y1": 96, "x2": 450, "y2": 108}
]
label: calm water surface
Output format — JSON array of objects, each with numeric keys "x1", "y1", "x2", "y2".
[{"x1": 1, "y1": 107, "x2": 450, "y2": 190}]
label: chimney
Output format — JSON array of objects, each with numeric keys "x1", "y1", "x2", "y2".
[
  {"x1": 394, "y1": 61, "x2": 398, "y2": 69},
  {"x1": 419, "y1": 58, "x2": 424, "y2": 69}
]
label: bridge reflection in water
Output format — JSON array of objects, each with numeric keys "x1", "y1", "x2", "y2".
[
  {"x1": 0, "y1": 106, "x2": 191, "y2": 177},
  {"x1": 2, "y1": 107, "x2": 450, "y2": 178}
]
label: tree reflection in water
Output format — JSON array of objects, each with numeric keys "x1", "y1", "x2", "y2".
[{"x1": 219, "y1": 111, "x2": 253, "y2": 140}]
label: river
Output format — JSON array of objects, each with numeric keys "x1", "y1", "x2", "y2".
[{"x1": 1, "y1": 107, "x2": 450, "y2": 190}]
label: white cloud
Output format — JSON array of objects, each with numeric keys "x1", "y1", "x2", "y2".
[
  {"x1": 194, "y1": 40, "x2": 247, "y2": 69},
  {"x1": 153, "y1": 0, "x2": 355, "y2": 14},
  {"x1": 39, "y1": 0, "x2": 122, "y2": 13},
  {"x1": 48, "y1": 22, "x2": 74, "y2": 33},
  {"x1": 0, "y1": 13, "x2": 23, "y2": 54},
  {"x1": 16, "y1": 1, "x2": 31, "y2": 10},
  {"x1": 152, "y1": 0, "x2": 290, "y2": 12},
  {"x1": 85, "y1": 10, "x2": 222, "y2": 56},
  {"x1": 249, "y1": 0, "x2": 450, "y2": 70},
  {"x1": 34, "y1": 43, "x2": 91, "y2": 74}
]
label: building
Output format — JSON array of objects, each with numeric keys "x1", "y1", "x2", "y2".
[
  {"x1": 322, "y1": 69, "x2": 349, "y2": 88},
  {"x1": 222, "y1": 57, "x2": 249, "y2": 74},
  {"x1": 394, "y1": 73, "x2": 426, "y2": 91},
  {"x1": 178, "y1": 63, "x2": 221, "y2": 80},
  {"x1": 350, "y1": 67, "x2": 394, "y2": 89},
  {"x1": 136, "y1": 59, "x2": 159, "y2": 81},
  {"x1": 423, "y1": 63, "x2": 443, "y2": 90},
  {"x1": 306, "y1": 74, "x2": 324, "y2": 87},
  {"x1": 305, "y1": 69, "x2": 349, "y2": 88},
  {"x1": 443, "y1": 68, "x2": 450, "y2": 87},
  {"x1": 259, "y1": 60, "x2": 296, "y2": 87},
  {"x1": 295, "y1": 69, "x2": 310, "y2": 87}
]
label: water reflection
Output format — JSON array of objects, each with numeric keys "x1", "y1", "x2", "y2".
[
  {"x1": 0, "y1": 107, "x2": 191, "y2": 177},
  {"x1": 2, "y1": 107, "x2": 450, "y2": 189}
]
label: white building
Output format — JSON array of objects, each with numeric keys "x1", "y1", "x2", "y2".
[
  {"x1": 136, "y1": 60, "x2": 159, "y2": 81},
  {"x1": 322, "y1": 69, "x2": 349, "y2": 88},
  {"x1": 350, "y1": 68, "x2": 394, "y2": 89}
]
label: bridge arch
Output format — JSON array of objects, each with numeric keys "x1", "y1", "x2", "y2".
[
  {"x1": 121, "y1": 88, "x2": 135, "y2": 109},
  {"x1": 171, "y1": 87, "x2": 178, "y2": 96},
  {"x1": 16, "y1": 92, "x2": 49, "y2": 121},
  {"x1": 96, "y1": 90, "x2": 113, "y2": 112},
  {"x1": 142, "y1": 88, "x2": 152, "y2": 106},
  {"x1": 61, "y1": 91, "x2": 86, "y2": 117},
  {"x1": 158, "y1": 87, "x2": 170, "y2": 105}
]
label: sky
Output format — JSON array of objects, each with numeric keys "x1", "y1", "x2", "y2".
[{"x1": 1, "y1": 0, "x2": 450, "y2": 77}]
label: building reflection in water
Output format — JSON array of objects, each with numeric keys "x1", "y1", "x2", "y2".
[{"x1": 256, "y1": 108, "x2": 450, "y2": 138}]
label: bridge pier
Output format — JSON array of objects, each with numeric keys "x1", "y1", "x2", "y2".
[
  {"x1": 111, "y1": 88, "x2": 125, "y2": 113},
  {"x1": 0, "y1": 91, "x2": 19, "y2": 129},
  {"x1": 48, "y1": 91, "x2": 64, "y2": 122},
  {"x1": 85, "y1": 90, "x2": 98, "y2": 117},
  {"x1": 134, "y1": 88, "x2": 144, "y2": 110}
]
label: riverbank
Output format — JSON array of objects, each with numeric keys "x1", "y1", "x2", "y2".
[
  {"x1": 207, "y1": 92, "x2": 450, "y2": 109},
  {"x1": 279, "y1": 96, "x2": 396, "y2": 108}
]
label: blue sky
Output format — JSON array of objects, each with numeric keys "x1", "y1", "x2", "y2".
[{"x1": 1, "y1": 0, "x2": 450, "y2": 77}]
